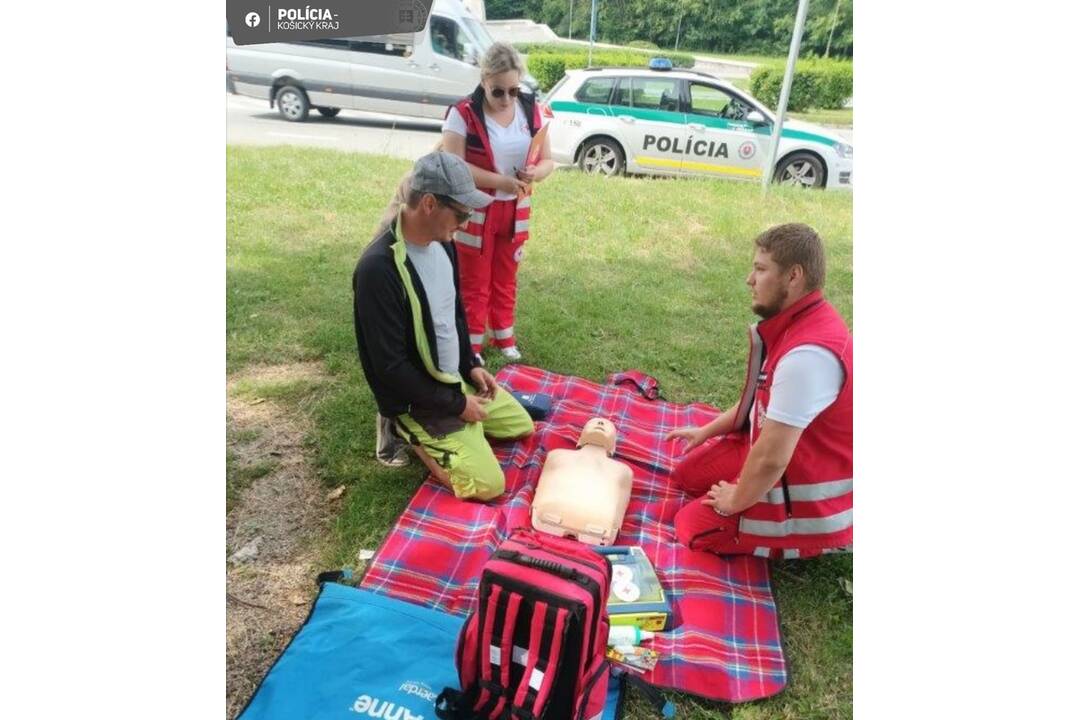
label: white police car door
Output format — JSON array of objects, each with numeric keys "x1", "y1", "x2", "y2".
[
  {"x1": 612, "y1": 76, "x2": 689, "y2": 175},
  {"x1": 684, "y1": 81, "x2": 766, "y2": 181}
]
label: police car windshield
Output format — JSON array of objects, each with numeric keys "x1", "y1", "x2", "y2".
[{"x1": 461, "y1": 17, "x2": 494, "y2": 53}]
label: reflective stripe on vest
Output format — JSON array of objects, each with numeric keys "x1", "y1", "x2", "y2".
[
  {"x1": 391, "y1": 212, "x2": 460, "y2": 385},
  {"x1": 740, "y1": 508, "x2": 852, "y2": 537},
  {"x1": 764, "y1": 478, "x2": 853, "y2": 505},
  {"x1": 456, "y1": 230, "x2": 483, "y2": 248}
]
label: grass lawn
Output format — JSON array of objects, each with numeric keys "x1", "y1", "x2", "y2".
[
  {"x1": 788, "y1": 108, "x2": 853, "y2": 128},
  {"x1": 227, "y1": 146, "x2": 853, "y2": 720}
]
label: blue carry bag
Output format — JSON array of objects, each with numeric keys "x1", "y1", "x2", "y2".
[{"x1": 238, "y1": 581, "x2": 625, "y2": 720}]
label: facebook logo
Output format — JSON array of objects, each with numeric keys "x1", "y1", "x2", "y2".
[{"x1": 245, "y1": 11, "x2": 261, "y2": 28}]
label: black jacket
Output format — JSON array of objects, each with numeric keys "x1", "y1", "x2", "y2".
[{"x1": 352, "y1": 221, "x2": 479, "y2": 423}]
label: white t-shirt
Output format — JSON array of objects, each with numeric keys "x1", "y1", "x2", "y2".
[
  {"x1": 762, "y1": 345, "x2": 845, "y2": 429},
  {"x1": 443, "y1": 100, "x2": 548, "y2": 201},
  {"x1": 404, "y1": 241, "x2": 461, "y2": 380}
]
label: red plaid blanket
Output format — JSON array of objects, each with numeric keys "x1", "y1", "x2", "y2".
[{"x1": 360, "y1": 366, "x2": 787, "y2": 703}]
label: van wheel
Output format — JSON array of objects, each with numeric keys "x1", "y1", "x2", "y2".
[
  {"x1": 316, "y1": 107, "x2": 341, "y2": 118},
  {"x1": 275, "y1": 85, "x2": 309, "y2": 122},
  {"x1": 774, "y1": 152, "x2": 825, "y2": 188},
  {"x1": 579, "y1": 138, "x2": 625, "y2": 176}
]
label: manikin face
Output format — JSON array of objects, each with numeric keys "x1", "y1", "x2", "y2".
[
  {"x1": 483, "y1": 70, "x2": 521, "y2": 113},
  {"x1": 746, "y1": 248, "x2": 794, "y2": 319},
  {"x1": 577, "y1": 417, "x2": 617, "y2": 456}
]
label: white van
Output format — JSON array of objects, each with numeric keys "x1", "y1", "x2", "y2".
[{"x1": 226, "y1": 0, "x2": 536, "y2": 122}]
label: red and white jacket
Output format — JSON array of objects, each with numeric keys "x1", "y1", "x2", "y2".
[
  {"x1": 447, "y1": 87, "x2": 542, "y2": 252},
  {"x1": 733, "y1": 290, "x2": 853, "y2": 558}
]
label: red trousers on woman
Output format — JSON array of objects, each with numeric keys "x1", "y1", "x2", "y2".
[{"x1": 457, "y1": 198, "x2": 523, "y2": 353}]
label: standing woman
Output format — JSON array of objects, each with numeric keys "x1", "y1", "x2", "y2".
[{"x1": 441, "y1": 42, "x2": 554, "y2": 363}]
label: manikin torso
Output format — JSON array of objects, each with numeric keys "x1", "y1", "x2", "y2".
[{"x1": 532, "y1": 423, "x2": 633, "y2": 546}]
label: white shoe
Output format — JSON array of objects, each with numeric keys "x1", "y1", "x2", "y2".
[
  {"x1": 501, "y1": 346, "x2": 522, "y2": 362},
  {"x1": 473, "y1": 353, "x2": 485, "y2": 367}
]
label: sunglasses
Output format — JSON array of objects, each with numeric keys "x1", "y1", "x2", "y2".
[
  {"x1": 488, "y1": 85, "x2": 520, "y2": 99},
  {"x1": 433, "y1": 195, "x2": 472, "y2": 223}
]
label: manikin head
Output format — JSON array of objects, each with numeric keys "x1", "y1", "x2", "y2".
[{"x1": 576, "y1": 418, "x2": 617, "y2": 456}]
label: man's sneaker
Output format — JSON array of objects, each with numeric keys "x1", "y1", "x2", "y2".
[
  {"x1": 375, "y1": 413, "x2": 410, "y2": 467},
  {"x1": 501, "y1": 346, "x2": 522, "y2": 362}
]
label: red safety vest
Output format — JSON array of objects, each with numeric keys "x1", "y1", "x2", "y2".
[
  {"x1": 736, "y1": 290, "x2": 854, "y2": 558},
  {"x1": 447, "y1": 88, "x2": 541, "y2": 251}
]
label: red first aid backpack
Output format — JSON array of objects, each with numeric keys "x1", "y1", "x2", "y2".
[{"x1": 436, "y1": 529, "x2": 613, "y2": 720}]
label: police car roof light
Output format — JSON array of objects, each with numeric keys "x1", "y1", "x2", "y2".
[{"x1": 648, "y1": 57, "x2": 673, "y2": 71}]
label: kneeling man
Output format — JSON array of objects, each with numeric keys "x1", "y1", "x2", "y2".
[
  {"x1": 667, "y1": 224, "x2": 852, "y2": 559},
  {"x1": 353, "y1": 152, "x2": 534, "y2": 500}
]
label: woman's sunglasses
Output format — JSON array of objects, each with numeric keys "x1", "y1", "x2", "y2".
[{"x1": 488, "y1": 86, "x2": 520, "y2": 99}]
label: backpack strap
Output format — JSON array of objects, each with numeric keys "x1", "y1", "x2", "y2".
[
  {"x1": 607, "y1": 370, "x2": 664, "y2": 401},
  {"x1": 435, "y1": 688, "x2": 474, "y2": 720},
  {"x1": 509, "y1": 600, "x2": 550, "y2": 718},
  {"x1": 529, "y1": 606, "x2": 570, "y2": 717},
  {"x1": 488, "y1": 592, "x2": 525, "y2": 719},
  {"x1": 475, "y1": 585, "x2": 508, "y2": 716}
]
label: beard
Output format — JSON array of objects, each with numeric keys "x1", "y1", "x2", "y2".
[{"x1": 752, "y1": 286, "x2": 788, "y2": 319}]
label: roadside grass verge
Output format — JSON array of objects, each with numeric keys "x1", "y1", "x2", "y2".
[{"x1": 227, "y1": 145, "x2": 853, "y2": 719}]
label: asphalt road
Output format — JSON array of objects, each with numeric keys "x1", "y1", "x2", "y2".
[{"x1": 227, "y1": 94, "x2": 444, "y2": 160}]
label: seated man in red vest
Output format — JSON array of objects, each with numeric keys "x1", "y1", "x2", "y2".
[{"x1": 667, "y1": 224, "x2": 852, "y2": 560}]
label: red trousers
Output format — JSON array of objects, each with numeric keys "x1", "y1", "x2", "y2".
[
  {"x1": 672, "y1": 434, "x2": 753, "y2": 555},
  {"x1": 457, "y1": 198, "x2": 523, "y2": 352}
]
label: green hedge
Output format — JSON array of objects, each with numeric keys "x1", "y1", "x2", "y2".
[
  {"x1": 524, "y1": 47, "x2": 696, "y2": 92},
  {"x1": 749, "y1": 59, "x2": 852, "y2": 111},
  {"x1": 529, "y1": 55, "x2": 568, "y2": 93}
]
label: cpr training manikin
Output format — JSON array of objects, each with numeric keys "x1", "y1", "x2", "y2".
[{"x1": 531, "y1": 418, "x2": 633, "y2": 546}]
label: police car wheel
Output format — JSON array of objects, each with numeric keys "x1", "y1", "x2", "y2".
[
  {"x1": 579, "y1": 138, "x2": 624, "y2": 176},
  {"x1": 275, "y1": 85, "x2": 310, "y2": 122},
  {"x1": 316, "y1": 107, "x2": 341, "y2": 118},
  {"x1": 775, "y1": 152, "x2": 825, "y2": 188}
]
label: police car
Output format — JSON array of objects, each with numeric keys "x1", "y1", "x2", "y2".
[{"x1": 545, "y1": 61, "x2": 852, "y2": 189}]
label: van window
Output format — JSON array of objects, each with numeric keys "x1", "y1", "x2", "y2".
[
  {"x1": 460, "y1": 16, "x2": 494, "y2": 55},
  {"x1": 431, "y1": 15, "x2": 465, "y2": 62},
  {"x1": 299, "y1": 38, "x2": 351, "y2": 50},
  {"x1": 614, "y1": 77, "x2": 680, "y2": 112},
  {"x1": 344, "y1": 34, "x2": 414, "y2": 57},
  {"x1": 575, "y1": 77, "x2": 616, "y2": 104}
]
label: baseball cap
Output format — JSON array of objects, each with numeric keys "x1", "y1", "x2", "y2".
[{"x1": 410, "y1": 152, "x2": 494, "y2": 210}]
